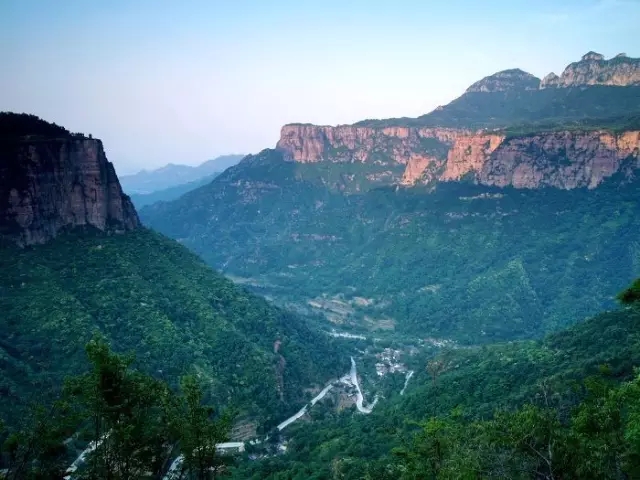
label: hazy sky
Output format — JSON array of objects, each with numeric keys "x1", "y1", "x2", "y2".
[{"x1": 1, "y1": 0, "x2": 639, "y2": 174}]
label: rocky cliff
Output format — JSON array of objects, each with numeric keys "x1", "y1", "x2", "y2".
[
  {"x1": 541, "y1": 51, "x2": 640, "y2": 88},
  {"x1": 277, "y1": 124, "x2": 640, "y2": 190},
  {"x1": 276, "y1": 51, "x2": 640, "y2": 191},
  {"x1": 478, "y1": 130, "x2": 640, "y2": 189},
  {"x1": 0, "y1": 113, "x2": 140, "y2": 246}
]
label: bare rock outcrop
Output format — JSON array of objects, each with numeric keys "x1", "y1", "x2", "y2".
[
  {"x1": 277, "y1": 124, "x2": 640, "y2": 190},
  {"x1": 479, "y1": 130, "x2": 640, "y2": 189},
  {"x1": 0, "y1": 114, "x2": 140, "y2": 246},
  {"x1": 465, "y1": 69, "x2": 541, "y2": 93},
  {"x1": 541, "y1": 51, "x2": 640, "y2": 88}
]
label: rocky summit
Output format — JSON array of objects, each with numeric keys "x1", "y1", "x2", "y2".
[
  {"x1": 541, "y1": 51, "x2": 640, "y2": 88},
  {"x1": 0, "y1": 113, "x2": 140, "y2": 246},
  {"x1": 467, "y1": 52, "x2": 640, "y2": 91},
  {"x1": 465, "y1": 68, "x2": 541, "y2": 93}
]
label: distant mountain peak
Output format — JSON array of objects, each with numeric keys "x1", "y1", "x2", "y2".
[
  {"x1": 121, "y1": 154, "x2": 245, "y2": 195},
  {"x1": 465, "y1": 68, "x2": 541, "y2": 93},
  {"x1": 541, "y1": 51, "x2": 640, "y2": 88}
]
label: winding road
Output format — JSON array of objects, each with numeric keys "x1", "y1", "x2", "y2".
[
  {"x1": 349, "y1": 356, "x2": 379, "y2": 413},
  {"x1": 400, "y1": 370, "x2": 414, "y2": 396},
  {"x1": 70, "y1": 357, "x2": 380, "y2": 480}
]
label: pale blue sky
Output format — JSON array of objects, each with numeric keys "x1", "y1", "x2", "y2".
[{"x1": 1, "y1": 0, "x2": 639, "y2": 174}]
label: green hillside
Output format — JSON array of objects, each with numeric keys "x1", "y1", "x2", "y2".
[
  {"x1": 0, "y1": 228, "x2": 347, "y2": 432},
  {"x1": 141, "y1": 150, "x2": 640, "y2": 343},
  {"x1": 231, "y1": 287, "x2": 640, "y2": 479}
]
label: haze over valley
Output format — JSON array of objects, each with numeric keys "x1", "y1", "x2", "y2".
[{"x1": 2, "y1": 1, "x2": 640, "y2": 478}]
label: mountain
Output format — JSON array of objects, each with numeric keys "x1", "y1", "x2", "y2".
[
  {"x1": 541, "y1": 51, "x2": 640, "y2": 88},
  {"x1": 0, "y1": 112, "x2": 140, "y2": 246},
  {"x1": 357, "y1": 51, "x2": 640, "y2": 129},
  {"x1": 141, "y1": 53, "x2": 640, "y2": 343},
  {"x1": 274, "y1": 53, "x2": 640, "y2": 192},
  {"x1": 0, "y1": 114, "x2": 345, "y2": 434},
  {"x1": 142, "y1": 151, "x2": 640, "y2": 342},
  {"x1": 464, "y1": 68, "x2": 541, "y2": 92},
  {"x1": 120, "y1": 154, "x2": 245, "y2": 194},
  {"x1": 128, "y1": 171, "x2": 221, "y2": 209}
]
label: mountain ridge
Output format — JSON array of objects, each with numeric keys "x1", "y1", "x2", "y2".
[
  {"x1": 541, "y1": 51, "x2": 640, "y2": 88},
  {"x1": 120, "y1": 154, "x2": 245, "y2": 194}
]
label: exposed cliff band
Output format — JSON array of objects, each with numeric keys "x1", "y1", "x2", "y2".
[
  {"x1": 277, "y1": 124, "x2": 640, "y2": 190},
  {"x1": 0, "y1": 113, "x2": 140, "y2": 246}
]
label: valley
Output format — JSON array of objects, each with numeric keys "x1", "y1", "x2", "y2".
[
  {"x1": 2, "y1": 45, "x2": 640, "y2": 479},
  {"x1": 140, "y1": 52, "x2": 640, "y2": 349}
]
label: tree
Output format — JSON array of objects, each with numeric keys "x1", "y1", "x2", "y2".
[
  {"x1": 169, "y1": 375, "x2": 233, "y2": 480},
  {"x1": 65, "y1": 336, "x2": 175, "y2": 479},
  {"x1": 0, "y1": 401, "x2": 74, "y2": 480}
]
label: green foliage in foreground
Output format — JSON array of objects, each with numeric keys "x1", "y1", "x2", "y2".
[
  {"x1": 391, "y1": 373, "x2": 640, "y2": 479},
  {"x1": 0, "y1": 228, "x2": 347, "y2": 431},
  {"x1": 230, "y1": 281, "x2": 640, "y2": 479},
  {"x1": 1, "y1": 338, "x2": 231, "y2": 479}
]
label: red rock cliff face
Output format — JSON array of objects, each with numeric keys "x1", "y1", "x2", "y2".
[
  {"x1": 0, "y1": 137, "x2": 140, "y2": 246},
  {"x1": 277, "y1": 124, "x2": 640, "y2": 190},
  {"x1": 479, "y1": 131, "x2": 640, "y2": 189},
  {"x1": 277, "y1": 124, "x2": 460, "y2": 164}
]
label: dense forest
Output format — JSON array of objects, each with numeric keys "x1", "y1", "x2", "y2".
[
  {"x1": 3, "y1": 278, "x2": 637, "y2": 478},
  {"x1": 0, "y1": 228, "x2": 348, "y2": 433}
]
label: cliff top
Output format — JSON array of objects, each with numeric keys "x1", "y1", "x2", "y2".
[
  {"x1": 0, "y1": 112, "x2": 88, "y2": 141},
  {"x1": 0, "y1": 112, "x2": 139, "y2": 246},
  {"x1": 572, "y1": 51, "x2": 640, "y2": 67}
]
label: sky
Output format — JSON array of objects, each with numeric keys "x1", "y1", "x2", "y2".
[{"x1": 1, "y1": 0, "x2": 639, "y2": 174}]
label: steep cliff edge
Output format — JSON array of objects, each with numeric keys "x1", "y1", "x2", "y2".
[
  {"x1": 0, "y1": 113, "x2": 140, "y2": 246},
  {"x1": 478, "y1": 130, "x2": 640, "y2": 189},
  {"x1": 276, "y1": 124, "x2": 640, "y2": 190}
]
